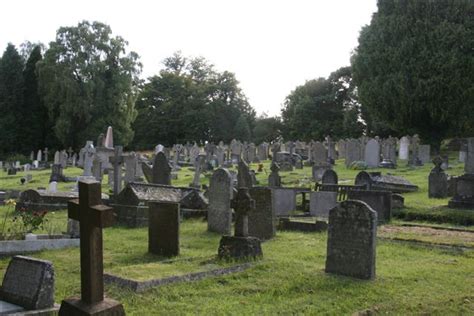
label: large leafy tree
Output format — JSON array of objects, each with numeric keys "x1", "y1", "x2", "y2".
[
  {"x1": 352, "y1": 0, "x2": 474, "y2": 147},
  {"x1": 252, "y1": 115, "x2": 282, "y2": 144},
  {"x1": 0, "y1": 44, "x2": 24, "y2": 155},
  {"x1": 133, "y1": 52, "x2": 255, "y2": 148},
  {"x1": 37, "y1": 21, "x2": 141, "y2": 149},
  {"x1": 281, "y1": 66, "x2": 361, "y2": 141}
]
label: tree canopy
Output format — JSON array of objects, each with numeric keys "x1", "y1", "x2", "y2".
[
  {"x1": 132, "y1": 52, "x2": 255, "y2": 148},
  {"x1": 352, "y1": 0, "x2": 474, "y2": 147},
  {"x1": 37, "y1": 21, "x2": 141, "y2": 149},
  {"x1": 281, "y1": 66, "x2": 363, "y2": 141}
]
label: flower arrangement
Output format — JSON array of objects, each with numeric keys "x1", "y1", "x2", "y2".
[{"x1": 13, "y1": 208, "x2": 48, "y2": 233}]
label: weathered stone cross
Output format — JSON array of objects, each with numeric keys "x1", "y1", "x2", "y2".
[
  {"x1": 231, "y1": 188, "x2": 256, "y2": 237},
  {"x1": 108, "y1": 146, "x2": 124, "y2": 196},
  {"x1": 67, "y1": 180, "x2": 115, "y2": 304}
]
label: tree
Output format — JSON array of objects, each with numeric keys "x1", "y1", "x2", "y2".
[
  {"x1": 0, "y1": 44, "x2": 24, "y2": 155},
  {"x1": 132, "y1": 52, "x2": 255, "y2": 148},
  {"x1": 351, "y1": 0, "x2": 474, "y2": 148},
  {"x1": 37, "y1": 21, "x2": 141, "y2": 149},
  {"x1": 282, "y1": 66, "x2": 365, "y2": 141},
  {"x1": 233, "y1": 114, "x2": 251, "y2": 142},
  {"x1": 22, "y1": 45, "x2": 57, "y2": 152},
  {"x1": 252, "y1": 115, "x2": 282, "y2": 144}
]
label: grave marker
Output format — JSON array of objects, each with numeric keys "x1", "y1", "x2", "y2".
[
  {"x1": 325, "y1": 200, "x2": 377, "y2": 280},
  {"x1": 59, "y1": 179, "x2": 124, "y2": 315}
]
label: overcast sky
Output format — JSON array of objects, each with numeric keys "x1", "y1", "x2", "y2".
[{"x1": 0, "y1": 0, "x2": 377, "y2": 116}]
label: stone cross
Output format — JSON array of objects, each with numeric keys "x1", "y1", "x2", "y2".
[
  {"x1": 67, "y1": 147, "x2": 74, "y2": 159},
  {"x1": 231, "y1": 188, "x2": 256, "y2": 237},
  {"x1": 109, "y1": 146, "x2": 125, "y2": 196},
  {"x1": 67, "y1": 180, "x2": 115, "y2": 304}
]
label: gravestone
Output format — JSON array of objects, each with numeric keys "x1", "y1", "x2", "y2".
[
  {"x1": 124, "y1": 152, "x2": 138, "y2": 185},
  {"x1": 345, "y1": 139, "x2": 362, "y2": 167},
  {"x1": 43, "y1": 148, "x2": 49, "y2": 162},
  {"x1": 399, "y1": 136, "x2": 410, "y2": 160},
  {"x1": 381, "y1": 136, "x2": 397, "y2": 164},
  {"x1": 59, "y1": 180, "x2": 125, "y2": 315},
  {"x1": 37, "y1": 150, "x2": 42, "y2": 163},
  {"x1": 50, "y1": 164, "x2": 65, "y2": 183},
  {"x1": 0, "y1": 255, "x2": 55, "y2": 311},
  {"x1": 249, "y1": 187, "x2": 275, "y2": 240},
  {"x1": 309, "y1": 191, "x2": 338, "y2": 218},
  {"x1": 83, "y1": 141, "x2": 95, "y2": 177},
  {"x1": 449, "y1": 138, "x2": 474, "y2": 208},
  {"x1": 418, "y1": 145, "x2": 431, "y2": 164},
  {"x1": 109, "y1": 146, "x2": 125, "y2": 196},
  {"x1": 429, "y1": 156, "x2": 448, "y2": 198},
  {"x1": 152, "y1": 152, "x2": 172, "y2": 185},
  {"x1": 148, "y1": 201, "x2": 180, "y2": 256},
  {"x1": 218, "y1": 188, "x2": 263, "y2": 259},
  {"x1": 92, "y1": 158, "x2": 103, "y2": 182},
  {"x1": 364, "y1": 138, "x2": 380, "y2": 168},
  {"x1": 347, "y1": 190, "x2": 392, "y2": 223},
  {"x1": 268, "y1": 162, "x2": 281, "y2": 187},
  {"x1": 237, "y1": 160, "x2": 253, "y2": 188},
  {"x1": 321, "y1": 169, "x2": 338, "y2": 185},
  {"x1": 48, "y1": 181, "x2": 58, "y2": 193},
  {"x1": 104, "y1": 126, "x2": 114, "y2": 149},
  {"x1": 325, "y1": 200, "x2": 377, "y2": 280},
  {"x1": 272, "y1": 188, "x2": 296, "y2": 216},
  {"x1": 207, "y1": 168, "x2": 233, "y2": 235}
]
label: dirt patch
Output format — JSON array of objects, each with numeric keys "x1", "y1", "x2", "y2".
[{"x1": 379, "y1": 225, "x2": 474, "y2": 247}]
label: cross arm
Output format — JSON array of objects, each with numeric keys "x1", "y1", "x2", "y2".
[{"x1": 89, "y1": 204, "x2": 116, "y2": 228}]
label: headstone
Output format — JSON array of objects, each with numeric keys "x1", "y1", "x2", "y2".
[
  {"x1": 36, "y1": 150, "x2": 42, "y2": 163},
  {"x1": 237, "y1": 160, "x2": 253, "y2": 189},
  {"x1": 207, "y1": 168, "x2": 233, "y2": 235},
  {"x1": 0, "y1": 255, "x2": 55, "y2": 310},
  {"x1": 418, "y1": 145, "x2": 431, "y2": 164},
  {"x1": 124, "y1": 152, "x2": 138, "y2": 185},
  {"x1": 381, "y1": 136, "x2": 398, "y2": 164},
  {"x1": 399, "y1": 136, "x2": 410, "y2": 160},
  {"x1": 83, "y1": 141, "x2": 95, "y2": 177},
  {"x1": 152, "y1": 152, "x2": 172, "y2": 185},
  {"x1": 104, "y1": 126, "x2": 114, "y2": 149},
  {"x1": 321, "y1": 169, "x2": 338, "y2": 185},
  {"x1": 309, "y1": 191, "x2": 338, "y2": 218},
  {"x1": 272, "y1": 188, "x2": 296, "y2": 216},
  {"x1": 465, "y1": 138, "x2": 474, "y2": 174},
  {"x1": 268, "y1": 162, "x2": 281, "y2": 187},
  {"x1": 347, "y1": 190, "x2": 392, "y2": 223},
  {"x1": 59, "y1": 180, "x2": 125, "y2": 315},
  {"x1": 43, "y1": 148, "x2": 49, "y2": 162},
  {"x1": 249, "y1": 187, "x2": 275, "y2": 240},
  {"x1": 148, "y1": 201, "x2": 180, "y2": 256},
  {"x1": 218, "y1": 188, "x2": 263, "y2": 259},
  {"x1": 54, "y1": 151, "x2": 60, "y2": 164},
  {"x1": 429, "y1": 156, "x2": 448, "y2": 198},
  {"x1": 48, "y1": 181, "x2": 57, "y2": 193},
  {"x1": 364, "y1": 138, "x2": 380, "y2": 168},
  {"x1": 109, "y1": 146, "x2": 124, "y2": 196},
  {"x1": 345, "y1": 139, "x2": 362, "y2": 167},
  {"x1": 325, "y1": 200, "x2": 377, "y2": 280}
]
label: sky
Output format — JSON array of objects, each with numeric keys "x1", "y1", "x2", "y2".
[{"x1": 0, "y1": 0, "x2": 377, "y2": 116}]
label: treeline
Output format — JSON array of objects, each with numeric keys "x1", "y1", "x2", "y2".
[
  {"x1": 0, "y1": 21, "x2": 262, "y2": 156},
  {"x1": 1, "y1": 0, "x2": 473, "y2": 156}
]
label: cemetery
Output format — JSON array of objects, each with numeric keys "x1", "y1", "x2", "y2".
[
  {"x1": 0, "y1": 134, "x2": 473, "y2": 314},
  {"x1": 0, "y1": 1, "x2": 473, "y2": 314}
]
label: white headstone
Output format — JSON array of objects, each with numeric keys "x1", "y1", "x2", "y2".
[
  {"x1": 48, "y1": 181, "x2": 58, "y2": 193},
  {"x1": 104, "y1": 126, "x2": 114, "y2": 148}
]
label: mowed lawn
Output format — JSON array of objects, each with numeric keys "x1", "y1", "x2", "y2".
[{"x1": 0, "y1": 154, "x2": 473, "y2": 314}]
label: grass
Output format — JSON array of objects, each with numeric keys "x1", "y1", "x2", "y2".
[
  {"x1": 0, "y1": 220, "x2": 472, "y2": 314},
  {"x1": 0, "y1": 152, "x2": 473, "y2": 314}
]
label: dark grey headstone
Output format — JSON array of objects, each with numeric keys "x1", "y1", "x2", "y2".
[
  {"x1": 0, "y1": 256, "x2": 55, "y2": 310},
  {"x1": 429, "y1": 157, "x2": 448, "y2": 198},
  {"x1": 347, "y1": 190, "x2": 392, "y2": 223},
  {"x1": 152, "y1": 152, "x2": 172, "y2": 185},
  {"x1": 321, "y1": 169, "x2": 338, "y2": 185},
  {"x1": 207, "y1": 168, "x2": 233, "y2": 235},
  {"x1": 148, "y1": 201, "x2": 180, "y2": 256},
  {"x1": 249, "y1": 187, "x2": 275, "y2": 240},
  {"x1": 325, "y1": 200, "x2": 377, "y2": 280}
]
